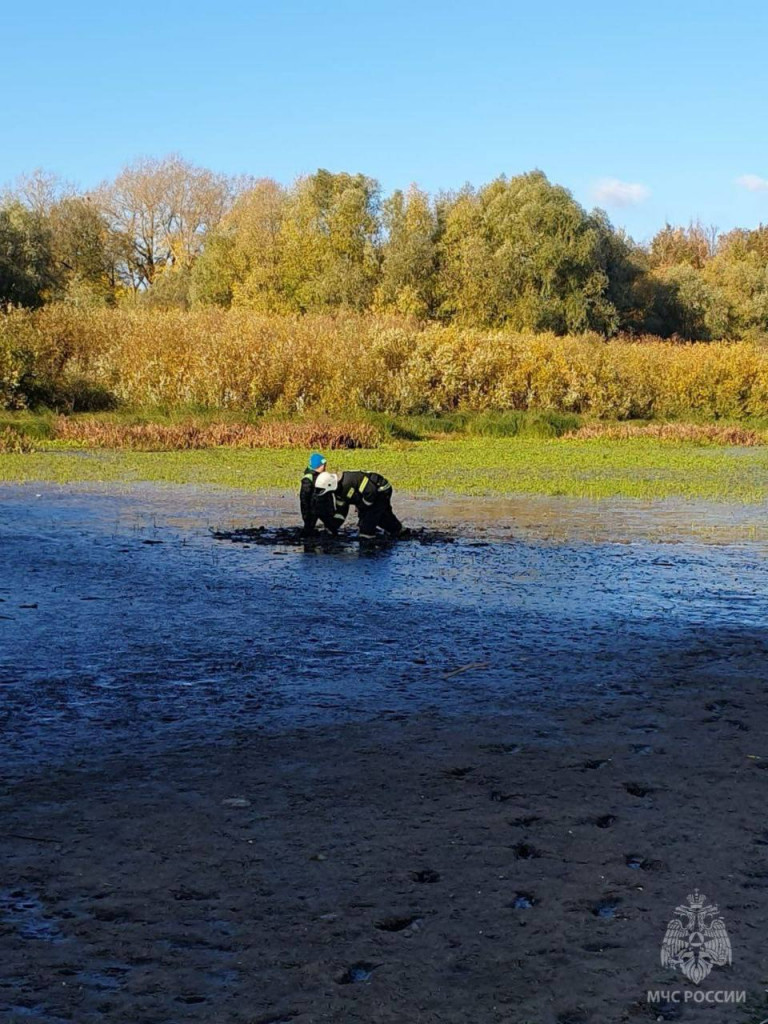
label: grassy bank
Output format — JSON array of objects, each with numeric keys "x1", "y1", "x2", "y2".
[{"x1": 1, "y1": 438, "x2": 766, "y2": 501}]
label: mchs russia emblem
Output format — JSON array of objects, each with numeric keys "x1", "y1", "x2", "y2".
[{"x1": 661, "y1": 890, "x2": 732, "y2": 985}]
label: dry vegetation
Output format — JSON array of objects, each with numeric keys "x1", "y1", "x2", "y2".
[
  {"x1": 3, "y1": 307, "x2": 768, "y2": 423},
  {"x1": 0, "y1": 427, "x2": 35, "y2": 453},
  {"x1": 51, "y1": 417, "x2": 382, "y2": 451},
  {"x1": 565, "y1": 423, "x2": 764, "y2": 445}
]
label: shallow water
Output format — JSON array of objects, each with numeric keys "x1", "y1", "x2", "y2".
[{"x1": 2, "y1": 483, "x2": 767, "y2": 775}]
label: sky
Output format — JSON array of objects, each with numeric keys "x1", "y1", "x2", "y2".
[{"x1": 2, "y1": 0, "x2": 768, "y2": 243}]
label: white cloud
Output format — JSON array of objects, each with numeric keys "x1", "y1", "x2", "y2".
[
  {"x1": 735, "y1": 174, "x2": 768, "y2": 193},
  {"x1": 593, "y1": 178, "x2": 651, "y2": 208}
]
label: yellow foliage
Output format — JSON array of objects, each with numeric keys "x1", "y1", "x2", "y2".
[{"x1": 2, "y1": 307, "x2": 768, "y2": 419}]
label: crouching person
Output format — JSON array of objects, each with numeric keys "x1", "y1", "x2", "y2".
[{"x1": 313, "y1": 470, "x2": 402, "y2": 540}]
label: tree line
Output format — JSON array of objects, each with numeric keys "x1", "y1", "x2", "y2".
[{"x1": 2, "y1": 156, "x2": 767, "y2": 340}]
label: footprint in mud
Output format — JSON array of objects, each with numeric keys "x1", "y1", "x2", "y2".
[
  {"x1": 375, "y1": 915, "x2": 424, "y2": 936},
  {"x1": 623, "y1": 782, "x2": 655, "y2": 798},
  {"x1": 645, "y1": 998, "x2": 683, "y2": 1021},
  {"x1": 582, "y1": 941, "x2": 623, "y2": 954},
  {"x1": 176, "y1": 994, "x2": 208, "y2": 1004},
  {"x1": 171, "y1": 886, "x2": 220, "y2": 901},
  {"x1": 625, "y1": 854, "x2": 665, "y2": 872},
  {"x1": 336, "y1": 961, "x2": 381, "y2": 984},
  {"x1": 574, "y1": 759, "x2": 611, "y2": 772},
  {"x1": 411, "y1": 869, "x2": 440, "y2": 884},
  {"x1": 556, "y1": 1009, "x2": 590, "y2": 1024},
  {"x1": 489, "y1": 790, "x2": 514, "y2": 802},
  {"x1": 509, "y1": 815, "x2": 541, "y2": 828},
  {"x1": 705, "y1": 699, "x2": 743, "y2": 713},
  {"x1": 510, "y1": 892, "x2": 538, "y2": 909},
  {"x1": 444, "y1": 765, "x2": 476, "y2": 779},
  {"x1": 592, "y1": 898, "x2": 622, "y2": 920},
  {"x1": 593, "y1": 814, "x2": 617, "y2": 828},
  {"x1": 511, "y1": 841, "x2": 541, "y2": 860}
]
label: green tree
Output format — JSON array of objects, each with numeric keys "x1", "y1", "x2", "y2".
[
  {"x1": 48, "y1": 197, "x2": 118, "y2": 305},
  {"x1": 375, "y1": 185, "x2": 438, "y2": 316},
  {"x1": 191, "y1": 179, "x2": 286, "y2": 309},
  {"x1": 437, "y1": 172, "x2": 621, "y2": 333},
  {"x1": 646, "y1": 264, "x2": 731, "y2": 340},
  {"x1": 278, "y1": 170, "x2": 381, "y2": 311},
  {"x1": 0, "y1": 202, "x2": 56, "y2": 307},
  {"x1": 703, "y1": 226, "x2": 768, "y2": 338}
]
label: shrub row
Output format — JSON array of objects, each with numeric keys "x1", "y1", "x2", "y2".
[{"x1": 2, "y1": 306, "x2": 768, "y2": 419}]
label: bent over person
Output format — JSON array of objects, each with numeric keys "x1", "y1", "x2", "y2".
[{"x1": 313, "y1": 470, "x2": 403, "y2": 539}]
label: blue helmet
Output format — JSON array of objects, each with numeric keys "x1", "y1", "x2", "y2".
[{"x1": 308, "y1": 452, "x2": 327, "y2": 471}]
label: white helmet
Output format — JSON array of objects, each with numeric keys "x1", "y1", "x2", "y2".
[{"x1": 314, "y1": 471, "x2": 338, "y2": 494}]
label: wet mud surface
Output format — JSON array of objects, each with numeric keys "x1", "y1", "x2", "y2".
[
  {"x1": 210, "y1": 524, "x2": 456, "y2": 548},
  {"x1": 2, "y1": 483, "x2": 768, "y2": 1022}
]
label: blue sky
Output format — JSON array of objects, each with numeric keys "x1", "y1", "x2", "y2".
[{"x1": 3, "y1": 0, "x2": 768, "y2": 242}]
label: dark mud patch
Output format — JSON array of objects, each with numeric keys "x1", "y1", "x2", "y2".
[
  {"x1": 410, "y1": 869, "x2": 440, "y2": 884},
  {"x1": 210, "y1": 524, "x2": 456, "y2": 548},
  {"x1": 511, "y1": 841, "x2": 542, "y2": 860}
]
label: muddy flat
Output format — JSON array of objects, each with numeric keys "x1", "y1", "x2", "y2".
[{"x1": 1, "y1": 484, "x2": 767, "y2": 1023}]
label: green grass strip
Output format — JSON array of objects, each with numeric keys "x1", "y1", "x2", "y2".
[{"x1": 1, "y1": 438, "x2": 767, "y2": 502}]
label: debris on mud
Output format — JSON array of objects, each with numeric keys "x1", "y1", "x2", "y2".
[{"x1": 209, "y1": 525, "x2": 456, "y2": 548}]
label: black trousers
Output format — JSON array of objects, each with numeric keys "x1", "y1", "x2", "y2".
[{"x1": 358, "y1": 492, "x2": 402, "y2": 537}]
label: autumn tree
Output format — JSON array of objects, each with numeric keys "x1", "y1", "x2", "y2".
[
  {"x1": 191, "y1": 179, "x2": 287, "y2": 309},
  {"x1": 277, "y1": 170, "x2": 381, "y2": 311},
  {"x1": 99, "y1": 155, "x2": 234, "y2": 291},
  {"x1": 702, "y1": 226, "x2": 768, "y2": 338},
  {"x1": 649, "y1": 221, "x2": 717, "y2": 271},
  {"x1": 375, "y1": 185, "x2": 438, "y2": 316}
]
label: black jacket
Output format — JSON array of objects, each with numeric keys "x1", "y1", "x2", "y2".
[
  {"x1": 311, "y1": 471, "x2": 392, "y2": 533},
  {"x1": 299, "y1": 466, "x2": 319, "y2": 529},
  {"x1": 334, "y1": 471, "x2": 392, "y2": 507}
]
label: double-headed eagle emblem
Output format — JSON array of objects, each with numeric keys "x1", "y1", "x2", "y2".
[{"x1": 661, "y1": 890, "x2": 732, "y2": 985}]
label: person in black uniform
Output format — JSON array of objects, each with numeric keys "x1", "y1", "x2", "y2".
[
  {"x1": 299, "y1": 453, "x2": 327, "y2": 535},
  {"x1": 312, "y1": 470, "x2": 403, "y2": 539}
]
